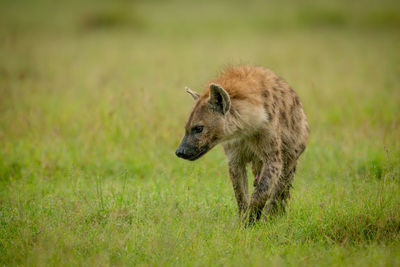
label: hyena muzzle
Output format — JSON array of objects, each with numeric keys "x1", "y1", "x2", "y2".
[{"x1": 176, "y1": 65, "x2": 309, "y2": 224}]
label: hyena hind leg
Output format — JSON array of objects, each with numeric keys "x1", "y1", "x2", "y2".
[{"x1": 263, "y1": 161, "x2": 297, "y2": 219}]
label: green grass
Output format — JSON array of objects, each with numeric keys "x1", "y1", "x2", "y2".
[{"x1": 1, "y1": 0, "x2": 400, "y2": 266}]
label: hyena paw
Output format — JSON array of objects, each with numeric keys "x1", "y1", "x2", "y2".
[{"x1": 241, "y1": 208, "x2": 261, "y2": 227}]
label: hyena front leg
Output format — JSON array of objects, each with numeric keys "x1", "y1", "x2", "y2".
[
  {"x1": 228, "y1": 160, "x2": 249, "y2": 216},
  {"x1": 263, "y1": 160, "x2": 297, "y2": 218},
  {"x1": 246, "y1": 152, "x2": 283, "y2": 224}
]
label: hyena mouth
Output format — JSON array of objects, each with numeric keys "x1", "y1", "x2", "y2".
[{"x1": 187, "y1": 145, "x2": 210, "y2": 161}]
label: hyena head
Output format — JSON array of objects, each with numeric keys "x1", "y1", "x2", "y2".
[{"x1": 175, "y1": 84, "x2": 231, "y2": 161}]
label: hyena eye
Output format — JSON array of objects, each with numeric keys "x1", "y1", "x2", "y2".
[{"x1": 191, "y1": 126, "x2": 204, "y2": 134}]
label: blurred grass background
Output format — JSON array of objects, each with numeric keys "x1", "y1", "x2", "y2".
[{"x1": 0, "y1": 0, "x2": 400, "y2": 266}]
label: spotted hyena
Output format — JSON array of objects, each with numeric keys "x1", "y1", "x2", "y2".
[{"x1": 175, "y1": 65, "x2": 309, "y2": 224}]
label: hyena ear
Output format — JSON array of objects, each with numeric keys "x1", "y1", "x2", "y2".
[
  {"x1": 185, "y1": 87, "x2": 200, "y2": 100},
  {"x1": 209, "y1": 83, "x2": 230, "y2": 115}
]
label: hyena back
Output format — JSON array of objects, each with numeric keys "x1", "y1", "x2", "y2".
[{"x1": 176, "y1": 65, "x2": 309, "y2": 224}]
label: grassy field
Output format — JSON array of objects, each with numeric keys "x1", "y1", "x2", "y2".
[{"x1": 1, "y1": 0, "x2": 400, "y2": 266}]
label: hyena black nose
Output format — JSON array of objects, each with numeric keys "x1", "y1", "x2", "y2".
[{"x1": 175, "y1": 147, "x2": 185, "y2": 158}]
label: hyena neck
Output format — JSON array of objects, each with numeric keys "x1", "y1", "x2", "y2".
[{"x1": 222, "y1": 100, "x2": 268, "y2": 140}]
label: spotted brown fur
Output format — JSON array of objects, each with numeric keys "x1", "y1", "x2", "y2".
[{"x1": 177, "y1": 65, "x2": 309, "y2": 224}]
